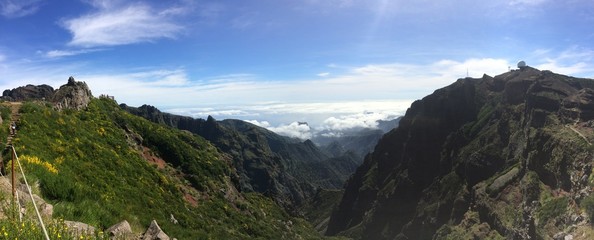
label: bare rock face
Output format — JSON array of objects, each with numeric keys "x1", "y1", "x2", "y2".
[
  {"x1": 52, "y1": 76, "x2": 93, "y2": 111},
  {"x1": 143, "y1": 220, "x2": 170, "y2": 240}
]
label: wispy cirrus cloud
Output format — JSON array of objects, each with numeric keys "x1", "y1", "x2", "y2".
[
  {"x1": 3, "y1": 46, "x2": 593, "y2": 140},
  {"x1": 508, "y1": 0, "x2": 548, "y2": 6},
  {"x1": 532, "y1": 46, "x2": 594, "y2": 76},
  {"x1": 44, "y1": 48, "x2": 105, "y2": 58},
  {"x1": 62, "y1": 1, "x2": 185, "y2": 47},
  {"x1": 0, "y1": 0, "x2": 41, "y2": 18}
]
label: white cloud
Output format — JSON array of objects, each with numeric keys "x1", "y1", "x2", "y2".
[
  {"x1": 508, "y1": 0, "x2": 548, "y2": 6},
  {"x1": 62, "y1": 2, "x2": 184, "y2": 47},
  {"x1": 0, "y1": 57, "x2": 509, "y2": 109},
  {"x1": 317, "y1": 72, "x2": 330, "y2": 77},
  {"x1": 249, "y1": 120, "x2": 311, "y2": 140},
  {"x1": 4, "y1": 49, "x2": 593, "y2": 141},
  {"x1": 267, "y1": 122, "x2": 313, "y2": 140},
  {"x1": 44, "y1": 49, "x2": 104, "y2": 58},
  {"x1": 177, "y1": 101, "x2": 411, "y2": 140},
  {"x1": 0, "y1": 0, "x2": 41, "y2": 18},
  {"x1": 532, "y1": 46, "x2": 594, "y2": 76},
  {"x1": 242, "y1": 109, "x2": 406, "y2": 140},
  {"x1": 321, "y1": 112, "x2": 392, "y2": 131},
  {"x1": 246, "y1": 120, "x2": 271, "y2": 128}
]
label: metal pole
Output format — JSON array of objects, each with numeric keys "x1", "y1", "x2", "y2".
[{"x1": 11, "y1": 147, "x2": 15, "y2": 199}]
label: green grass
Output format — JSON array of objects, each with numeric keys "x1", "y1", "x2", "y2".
[
  {"x1": 3, "y1": 98, "x2": 322, "y2": 239},
  {"x1": 581, "y1": 194, "x2": 594, "y2": 223},
  {"x1": 537, "y1": 196, "x2": 568, "y2": 224}
]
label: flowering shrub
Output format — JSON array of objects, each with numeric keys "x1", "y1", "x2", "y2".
[{"x1": 19, "y1": 155, "x2": 59, "y2": 174}]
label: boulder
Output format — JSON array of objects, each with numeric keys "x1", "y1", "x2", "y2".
[
  {"x1": 106, "y1": 220, "x2": 133, "y2": 239},
  {"x1": 64, "y1": 221, "x2": 96, "y2": 236},
  {"x1": 143, "y1": 220, "x2": 170, "y2": 240}
]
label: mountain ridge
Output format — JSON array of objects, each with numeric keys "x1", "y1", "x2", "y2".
[
  {"x1": 0, "y1": 78, "x2": 325, "y2": 239},
  {"x1": 326, "y1": 67, "x2": 594, "y2": 239},
  {"x1": 121, "y1": 104, "x2": 361, "y2": 212}
]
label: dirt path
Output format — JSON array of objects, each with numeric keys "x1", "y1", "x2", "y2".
[
  {"x1": 569, "y1": 125, "x2": 591, "y2": 146},
  {"x1": 5, "y1": 102, "x2": 22, "y2": 146}
]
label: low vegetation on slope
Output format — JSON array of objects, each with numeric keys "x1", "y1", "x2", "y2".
[
  {"x1": 2, "y1": 98, "x2": 321, "y2": 239},
  {"x1": 327, "y1": 68, "x2": 594, "y2": 239},
  {"x1": 123, "y1": 104, "x2": 362, "y2": 212}
]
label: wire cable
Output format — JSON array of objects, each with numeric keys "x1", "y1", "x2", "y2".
[{"x1": 12, "y1": 146, "x2": 50, "y2": 240}]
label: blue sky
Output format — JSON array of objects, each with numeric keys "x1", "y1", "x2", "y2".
[{"x1": 1, "y1": 0, "x2": 594, "y2": 138}]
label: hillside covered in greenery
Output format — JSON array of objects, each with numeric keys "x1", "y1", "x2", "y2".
[{"x1": 1, "y1": 97, "x2": 323, "y2": 239}]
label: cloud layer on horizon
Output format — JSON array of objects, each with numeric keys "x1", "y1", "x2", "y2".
[
  {"x1": 2, "y1": 48, "x2": 594, "y2": 109},
  {"x1": 170, "y1": 100, "x2": 412, "y2": 140}
]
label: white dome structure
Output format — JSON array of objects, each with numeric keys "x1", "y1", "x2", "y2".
[{"x1": 517, "y1": 61, "x2": 527, "y2": 69}]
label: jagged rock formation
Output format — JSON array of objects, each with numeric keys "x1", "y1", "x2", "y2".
[
  {"x1": 52, "y1": 76, "x2": 93, "y2": 110},
  {"x1": 2, "y1": 84, "x2": 54, "y2": 101},
  {"x1": 1, "y1": 77, "x2": 93, "y2": 111},
  {"x1": 326, "y1": 67, "x2": 594, "y2": 239},
  {"x1": 121, "y1": 104, "x2": 361, "y2": 210}
]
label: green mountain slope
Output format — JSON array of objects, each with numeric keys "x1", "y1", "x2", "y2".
[
  {"x1": 327, "y1": 68, "x2": 594, "y2": 239},
  {"x1": 122, "y1": 104, "x2": 361, "y2": 211},
  {"x1": 3, "y1": 97, "x2": 322, "y2": 239}
]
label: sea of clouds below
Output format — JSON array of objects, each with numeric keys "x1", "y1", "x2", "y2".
[{"x1": 166, "y1": 100, "x2": 413, "y2": 140}]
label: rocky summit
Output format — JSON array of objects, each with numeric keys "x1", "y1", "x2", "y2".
[
  {"x1": 2, "y1": 84, "x2": 54, "y2": 101},
  {"x1": 326, "y1": 67, "x2": 594, "y2": 239},
  {"x1": 52, "y1": 76, "x2": 93, "y2": 111},
  {"x1": 2, "y1": 76, "x2": 93, "y2": 111}
]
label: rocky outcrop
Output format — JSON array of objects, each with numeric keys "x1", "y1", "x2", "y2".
[
  {"x1": 106, "y1": 220, "x2": 133, "y2": 239},
  {"x1": 1, "y1": 76, "x2": 93, "y2": 111},
  {"x1": 143, "y1": 220, "x2": 170, "y2": 240},
  {"x1": 2, "y1": 84, "x2": 54, "y2": 101},
  {"x1": 326, "y1": 67, "x2": 594, "y2": 239},
  {"x1": 52, "y1": 76, "x2": 93, "y2": 110}
]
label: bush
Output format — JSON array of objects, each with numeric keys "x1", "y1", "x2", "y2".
[{"x1": 581, "y1": 194, "x2": 594, "y2": 223}]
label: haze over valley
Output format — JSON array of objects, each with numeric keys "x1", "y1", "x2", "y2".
[{"x1": 1, "y1": 0, "x2": 594, "y2": 239}]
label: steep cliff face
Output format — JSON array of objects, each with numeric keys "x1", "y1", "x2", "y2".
[{"x1": 327, "y1": 67, "x2": 594, "y2": 239}]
